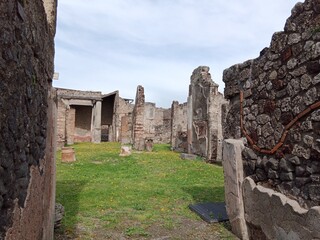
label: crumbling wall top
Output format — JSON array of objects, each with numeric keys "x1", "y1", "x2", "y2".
[{"x1": 190, "y1": 66, "x2": 219, "y2": 87}]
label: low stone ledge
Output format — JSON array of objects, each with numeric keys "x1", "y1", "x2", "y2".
[
  {"x1": 243, "y1": 177, "x2": 320, "y2": 240},
  {"x1": 180, "y1": 153, "x2": 197, "y2": 160}
]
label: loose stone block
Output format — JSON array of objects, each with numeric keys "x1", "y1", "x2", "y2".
[
  {"x1": 145, "y1": 139, "x2": 153, "y2": 152},
  {"x1": 119, "y1": 146, "x2": 132, "y2": 157},
  {"x1": 61, "y1": 147, "x2": 76, "y2": 162},
  {"x1": 180, "y1": 153, "x2": 197, "y2": 160}
]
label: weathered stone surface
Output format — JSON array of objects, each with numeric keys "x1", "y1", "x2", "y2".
[
  {"x1": 279, "y1": 158, "x2": 295, "y2": 172},
  {"x1": 222, "y1": 139, "x2": 249, "y2": 240},
  {"x1": 280, "y1": 172, "x2": 294, "y2": 181},
  {"x1": 119, "y1": 146, "x2": 132, "y2": 157},
  {"x1": 243, "y1": 177, "x2": 320, "y2": 240},
  {"x1": 292, "y1": 145, "x2": 311, "y2": 159},
  {"x1": 222, "y1": 0, "x2": 320, "y2": 236},
  {"x1": 54, "y1": 203, "x2": 65, "y2": 229},
  {"x1": 188, "y1": 66, "x2": 228, "y2": 162},
  {"x1": 61, "y1": 147, "x2": 76, "y2": 162},
  {"x1": 295, "y1": 177, "x2": 311, "y2": 188},
  {"x1": 0, "y1": 1, "x2": 57, "y2": 239},
  {"x1": 145, "y1": 139, "x2": 153, "y2": 152},
  {"x1": 268, "y1": 169, "x2": 279, "y2": 179},
  {"x1": 296, "y1": 166, "x2": 308, "y2": 177},
  {"x1": 180, "y1": 153, "x2": 197, "y2": 160},
  {"x1": 242, "y1": 147, "x2": 258, "y2": 160},
  {"x1": 308, "y1": 185, "x2": 320, "y2": 201},
  {"x1": 266, "y1": 158, "x2": 279, "y2": 171},
  {"x1": 132, "y1": 86, "x2": 145, "y2": 151}
]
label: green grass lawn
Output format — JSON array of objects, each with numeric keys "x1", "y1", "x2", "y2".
[{"x1": 55, "y1": 142, "x2": 231, "y2": 239}]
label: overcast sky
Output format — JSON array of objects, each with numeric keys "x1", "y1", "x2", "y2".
[{"x1": 53, "y1": 0, "x2": 298, "y2": 108}]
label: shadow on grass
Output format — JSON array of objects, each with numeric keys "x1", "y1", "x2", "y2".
[
  {"x1": 183, "y1": 185, "x2": 225, "y2": 203},
  {"x1": 55, "y1": 180, "x2": 87, "y2": 239}
]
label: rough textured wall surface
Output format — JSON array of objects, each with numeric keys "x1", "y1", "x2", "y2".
[
  {"x1": 74, "y1": 105, "x2": 92, "y2": 142},
  {"x1": 144, "y1": 103, "x2": 171, "y2": 144},
  {"x1": 132, "y1": 85, "x2": 145, "y2": 150},
  {"x1": 188, "y1": 66, "x2": 227, "y2": 162},
  {"x1": 0, "y1": 0, "x2": 56, "y2": 239},
  {"x1": 224, "y1": 0, "x2": 320, "y2": 208},
  {"x1": 243, "y1": 177, "x2": 320, "y2": 240},
  {"x1": 118, "y1": 97, "x2": 134, "y2": 144},
  {"x1": 223, "y1": 0, "x2": 320, "y2": 239},
  {"x1": 56, "y1": 88, "x2": 102, "y2": 147},
  {"x1": 171, "y1": 101, "x2": 188, "y2": 152},
  {"x1": 155, "y1": 108, "x2": 171, "y2": 144}
]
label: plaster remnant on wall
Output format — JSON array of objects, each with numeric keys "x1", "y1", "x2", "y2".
[{"x1": 188, "y1": 66, "x2": 228, "y2": 162}]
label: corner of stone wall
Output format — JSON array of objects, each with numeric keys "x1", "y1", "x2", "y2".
[
  {"x1": 43, "y1": 0, "x2": 57, "y2": 35},
  {"x1": 222, "y1": 139, "x2": 249, "y2": 240}
]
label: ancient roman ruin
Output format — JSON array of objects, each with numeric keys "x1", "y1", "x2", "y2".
[
  {"x1": 222, "y1": 0, "x2": 320, "y2": 239},
  {"x1": 1, "y1": 0, "x2": 320, "y2": 239},
  {"x1": 56, "y1": 66, "x2": 227, "y2": 163},
  {"x1": 187, "y1": 66, "x2": 228, "y2": 162},
  {"x1": 0, "y1": 0, "x2": 57, "y2": 239}
]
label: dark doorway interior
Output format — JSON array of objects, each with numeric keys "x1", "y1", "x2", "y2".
[
  {"x1": 74, "y1": 105, "x2": 92, "y2": 142},
  {"x1": 101, "y1": 94, "x2": 116, "y2": 141}
]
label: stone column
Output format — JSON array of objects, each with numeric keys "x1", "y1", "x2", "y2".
[
  {"x1": 222, "y1": 139, "x2": 249, "y2": 240},
  {"x1": 132, "y1": 85, "x2": 145, "y2": 150},
  {"x1": 66, "y1": 106, "x2": 75, "y2": 145},
  {"x1": 92, "y1": 100, "x2": 102, "y2": 143},
  {"x1": 170, "y1": 101, "x2": 178, "y2": 147},
  {"x1": 187, "y1": 95, "x2": 193, "y2": 154}
]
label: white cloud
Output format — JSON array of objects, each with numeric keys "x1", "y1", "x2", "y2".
[{"x1": 54, "y1": 0, "x2": 298, "y2": 107}]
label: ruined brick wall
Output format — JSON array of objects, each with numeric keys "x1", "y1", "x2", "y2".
[
  {"x1": 118, "y1": 97, "x2": 134, "y2": 144},
  {"x1": 56, "y1": 88, "x2": 102, "y2": 146},
  {"x1": 223, "y1": 0, "x2": 320, "y2": 234},
  {"x1": 171, "y1": 101, "x2": 188, "y2": 152},
  {"x1": 144, "y1": 103, "x2": 171, "y2": 144},
  {"x1": 0, "y1": 0, "x2": 57, "y2": 239},
  {"x1": 157, "y1": 108, "x2": 172, "y2": 144}
]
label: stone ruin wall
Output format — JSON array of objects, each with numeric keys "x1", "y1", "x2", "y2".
[
  {"x1": 188, "y1": 66, "x2": 228, "y2": 162},
  {"x1": 144, "y1": 103, "x2": 171, "y2": 144},
  {"x1": 223, "y1": 0, "x2": 320, "y2": 238},
  {"x1": 55, "y1": 73, "x2": 227, "y2": 156},
  {"x1": 132, "y1": 85, "x2": 145, "y2": 150},
  {"x1": 0, "y1": 0, "x2": 57, "y2": 239},
  {"x1": 56, "y1": 88, "x2": 102, "y2": 148},
  {"x1": 171, "y1": 101, "x2": 188, "y2": 152},
  {"x1": 118, "y1": 97, "x2": 134, "y2": 144}
]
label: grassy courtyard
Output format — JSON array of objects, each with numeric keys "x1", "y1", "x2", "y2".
[{"x1": 55, "y1": 142, "x2": 235, "y2": 239}]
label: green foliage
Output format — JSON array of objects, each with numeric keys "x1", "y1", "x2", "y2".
[
  {"x1": 56, "y1": 142, "x2": 227, "y2": 238},
  {"x1": 125, "y1": 226, "x2": 150, "y2": 237}
]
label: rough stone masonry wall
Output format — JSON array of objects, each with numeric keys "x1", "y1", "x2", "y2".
[
  {"x1": 132, "y1": 85, "x2": 145, "y2": 150},
  {"x1": 144, "y1": 103, "x2": 171, "y2": 144},
  {"x1": 171, "y1": 101, "x2": 188, "y2": 152},
  {"x1": 223, "y1": 0, "x2": 320, "y2": 238},
  {"x1": 0, "y1": 0, "x2": 57, "y2": 239},
  {"x1": 56, "y1": 88, "x2": 102, "y2": 147},
  {"x1": 188, "y1": 66, "x2": 227, "y2": 162},
  {"x1": 118, "y1": 97, "x2": 134, "y2": 144}
]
